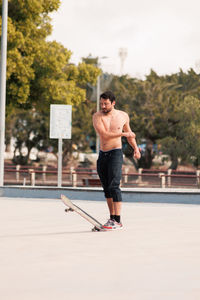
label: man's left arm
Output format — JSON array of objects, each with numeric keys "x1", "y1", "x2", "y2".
[{"x1": 123, "y1": 115, "x2": 141, "y2": 160}]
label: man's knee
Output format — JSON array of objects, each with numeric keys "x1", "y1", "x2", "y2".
[
  {"x1": 104, "y1": 191, "x2": 112, "y2": 198},
  {"x1": 109, "y1": 187, "x2": 122, "y2": 202}
]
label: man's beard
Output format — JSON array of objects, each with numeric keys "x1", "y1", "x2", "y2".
[{"x1": 102, "y1": 108, "x2": 112, "y2": 114}]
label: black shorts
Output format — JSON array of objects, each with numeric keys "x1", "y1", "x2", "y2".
[{"x1": 97, "y1": 149, "x2": 123, "y2": 202}]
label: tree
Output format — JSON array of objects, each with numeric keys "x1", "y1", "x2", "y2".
[
  {"x1": 9, "y1": 109, "x2": 49, "y2": 165},
  {"x1": 107, "y1": 70, "x2": 200, "y2": 169},
  {"x1": 2, "y1": 1, "x2": 100, "y2": 163},
  {"x1": 159, "y1": 96, "x2": 200, "y2": 168},
  {"x1": 0, "y1": 0, "x2": 100, "y2": 111},
  {"x1": 8, "y1": 99, "x2": 97, "y2": 165},
  {"x1": 1, "y1": 0, "x2": 58, "y2": 105}
]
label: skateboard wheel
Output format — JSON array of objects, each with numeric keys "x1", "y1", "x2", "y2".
[
  {"x1": 65, "y1": 208, "x2": 74, "y2": 212},
  {"x1": 92, "y1": 226, "x2": 101, "y2": 232}
]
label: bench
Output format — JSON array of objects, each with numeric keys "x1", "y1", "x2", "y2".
[{"x1": 82, "y1": 178, "x2": 101, "y2": 187}]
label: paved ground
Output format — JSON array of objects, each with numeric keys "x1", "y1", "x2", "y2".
[{"x1": 0, "y1": 196, "x2": 200, "y2": 300}]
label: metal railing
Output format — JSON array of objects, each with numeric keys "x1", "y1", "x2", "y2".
[{"x1": 4, "y1": 165, "x2": 200, "y2": 189}]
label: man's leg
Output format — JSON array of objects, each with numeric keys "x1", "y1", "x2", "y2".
[
  {"x1": 106, "y1": 197, "x2": 122, "y2": 227},
  {"x1": 97, "y1": 154, "x2": 114, "y2": 220},
  {"x1": 97, "y1": 150, "x2": 123, "y2": 227},
  {"x1": 107, "y1": 150, "x2": 123, "y2": 224},
  {"x1": 106, "y1": 198, "x2": 121, "y2": 216},
  {"x1": 106, "y1": 197, "x2": 115, "y2": 220},
  {"x1": 113, "y1": 201, "x2": 122, "y2": 216}
]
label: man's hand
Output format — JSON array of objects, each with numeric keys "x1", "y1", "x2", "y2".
[
  {"x1": 134, "y1": 147, "x2": 141, "y2": 160},
  {"x1": 122, "y1": 131, "x2": 136, "y2": 138}
]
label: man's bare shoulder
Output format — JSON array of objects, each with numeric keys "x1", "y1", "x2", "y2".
[
  {"x1": 93, "y1": 111, "x2": 102, "y2": 119},
  {"x1": 115, "y1": 109, "x2": 129, "y2": 118}
]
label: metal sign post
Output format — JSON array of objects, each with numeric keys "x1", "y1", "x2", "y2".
[
  {"x1": 50, "y1": 105, "x2": 72, "y2": 187},
  {"x1": 58, "y1": 138, "x2": 63, "y2": 187},
  {"x1": 0, "y1": 0, "x2": 8, "y2": 187}
]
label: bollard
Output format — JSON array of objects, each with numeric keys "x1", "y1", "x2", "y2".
[
  {"x1": 29, "y1": 169, "x2": 35, "y2": 186},
  {"x1": 167, "y1": 169, "x2": 172, "y2": 187},
  {"x1": 16, "y1": 165, "x2": 20, "y2": 182},
  {"x1": 159, "y1": 173, "x2": 166, "y2": 188},
  {"x1": 124, "y1": 167, "x2": 129, "y2": 184},
  {"x1": 138, "y1": 168, "x2": 143, "y2": 185},
  {"x1": 42, "y1": 165, "x2": 47, "y2": 182},
  {"x1": 70, "y1": 167, "x2": 74, "y2": 184},
  {"x1": 92, "y1": 169, "x2": 98, "y2": 179},
  {"x1": 196, "y1": 170, "x2": 200, "y2": 188},
  {"x1": 72, "y1": 172, "x2": 77, "y2": 187}
]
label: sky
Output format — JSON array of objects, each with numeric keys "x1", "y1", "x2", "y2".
[{"x1": 49, "y1": 0, "x2": 200, "y2": 78}]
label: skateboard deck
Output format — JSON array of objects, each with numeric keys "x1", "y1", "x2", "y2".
[{"x1": 61, "y1": 194, "x2": 105, "y2": 231}]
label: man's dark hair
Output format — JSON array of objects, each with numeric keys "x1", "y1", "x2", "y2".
[{"x1": 100, "y1": 91, "x2": 116, "y2": 103}]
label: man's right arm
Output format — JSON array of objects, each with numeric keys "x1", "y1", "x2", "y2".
[{"x1": 123, "y1": 113, "x2": 141, "y2": 159}]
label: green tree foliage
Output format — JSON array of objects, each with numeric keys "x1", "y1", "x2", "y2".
[
  {"x1": 0, "y1": 0, "x2": 100, "y2": 110},
  {"x1": 1, "y1": 0, "x2": 100, "y2": 164},
  {"x1": 8, "y1": 100, "x2": 97, "y2": 165},
  {"x1": 108, "y1": 69, "x2": 200, "y2": 169},
  {"x1": 159, "y1": 95, "x2": 200, "y2": 168},
  {"x1": 8, "y1": 109, "x2": 49, "y2": 165},
  {"x1": 2, "y1": 1, "x2": 200, "y2": 168},
  {"x1": 72, "y1": 99, "x2": 96, "y2": 153}
]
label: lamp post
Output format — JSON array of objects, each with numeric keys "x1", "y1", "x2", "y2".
[
  {"x1": 96, "y1": 56, "x2": 108, "y2": 154},
  {"x1": 96, "y1": 75, "x2": 100, "y2": 154},
  {"x1": 0, "y1": 0, "x2": 8, "y2": 187},
  {"x1": 118, "y1": 48, "x2": 128, "y2": 75}
]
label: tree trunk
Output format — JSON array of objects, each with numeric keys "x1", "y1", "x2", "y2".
[{"x1": 169, "y1": 154, "x2": 178, "y2": 170}]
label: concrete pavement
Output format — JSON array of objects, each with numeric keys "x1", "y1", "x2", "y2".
[{"x1": 0, "y1": 196, "x2": 200, "y2": 300}]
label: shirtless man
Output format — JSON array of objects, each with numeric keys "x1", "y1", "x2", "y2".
[{"x1": 93, "y1": 91, "x2": 141, "y2": 230}]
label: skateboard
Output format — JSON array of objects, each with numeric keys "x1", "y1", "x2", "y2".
[{"x1": 61, "y1": 194, "x2": 106, "y2": 231}]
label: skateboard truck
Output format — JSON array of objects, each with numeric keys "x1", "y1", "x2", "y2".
[
  {"x1": 65, "y1": 208, "x2": 74, "y2": 212},
  {"x1": 92, "y1": 226, "x2": 101, "y2": 232},
  {"x1": 92, "y1": 226, "x2": 107, "y2": 232}
]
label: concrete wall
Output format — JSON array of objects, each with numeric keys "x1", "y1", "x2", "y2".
[{"x1": 1, "y1": 186, "x2": 200, "y2": 205}]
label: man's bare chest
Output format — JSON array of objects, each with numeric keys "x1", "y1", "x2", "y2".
[{"x1": 101, "y1": 114, "x2": 125, "y2": 132}]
